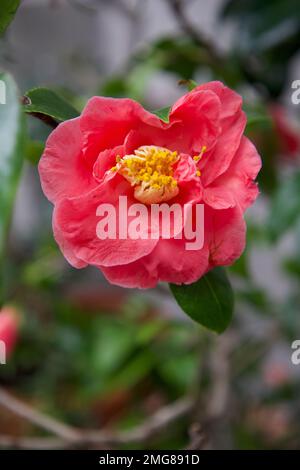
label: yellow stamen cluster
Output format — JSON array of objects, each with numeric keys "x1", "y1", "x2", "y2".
[
  {"x1": 111, "y1": 146, "x2": 180, "y2": 204},
  {"x1": 122, "y1": 146, "x2": 178, "y2": 188}
]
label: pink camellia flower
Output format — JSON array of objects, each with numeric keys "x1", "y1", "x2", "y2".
[
  {"x1": 0, "y1": 306, "x2": 19, "y2": 358},
  {"x1": 39, "y1": 81, "x2": 261, "y2": 288}
]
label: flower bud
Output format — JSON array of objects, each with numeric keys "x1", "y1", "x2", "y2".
[{"x1": 0, "y1": 306, "x2": 19, "y2": 359}]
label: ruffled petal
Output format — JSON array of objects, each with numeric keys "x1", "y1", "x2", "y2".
[
  {"x1": 93, "y1": 145, "x2": 125, "y2": 183},
  {"x1": 194, "y1": 82, "x2": 247, "y2": 186},
  {"x1": 169, "y1": 90, "x2": 221, "y2": 155},
  {"x1": 101, "y1": 260, "x2": 157, "y2": 289},
  {"x1": 53, "y1": 209, "x2": 88, "y2": 269},
  {"x1": 203, "y1": 137, "x2": 261, "y2": 211},
  {"x1": 80, "y1": 97, "x2": 168, "y2": 163},
  {"x1": 206, "y1": 205, "x2": 246, "y2": 267},
  {"x1": 39, "y1": 118, "x2": 96, "y2": 204},
  {"x1": 101, "y1": 238, "x2": 209, "y2": 288},
  {"x1": 195, "y1": 81, "x2": 243, "y2": 120},
  {"x1": 53, "y1": 175, "x2": 158, "y2": 268},
  {"x1": 145, "y1": 238, "x2": 210, "y2": 285}
]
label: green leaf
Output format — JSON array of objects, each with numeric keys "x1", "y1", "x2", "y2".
[
  {"x1": 153, "y1": 106, "x2": 170, "y2": 123},
  {"x1": 23, "y1": 87, "x2": 80, "y2": 123},
  {"x1": 0, "y1": 0, "x2": 20, "y2": 35},
  {"x1": 0, "y1": 72, "x2": 26, "y2": 301},
  {"x1": 267, "y1": 171, "x2": 300, "y2": 241},
  {"x1": 244, "y1": 103, "x2": 272, "y2": 132},
  {"x1": 245, "y1": 112, "x2": 272, "y2": 132},
  {"x1": 25, "y1": 140, "x2": 45, "y2": 165},
  {"x1": 170, "y1": 267, "x2": 234, "y2": 333}
]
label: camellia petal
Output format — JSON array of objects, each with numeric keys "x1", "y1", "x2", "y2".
[
  {"x1": 203, "y1": 137, "x2": 261, "y2": 211},
  {"x1": 80, "y1": 97, "x2": 168, "y2": 162},
  {"x1": 53, "y1": 176, "x2": 158, "y2": 268},
  {"x1": 39, "y1": 118, "x2": 97, "y2": 204},
  {"x1": 169, "y1": 89, "x2": 221, "y2": 155}
]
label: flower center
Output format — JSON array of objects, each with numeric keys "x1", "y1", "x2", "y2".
[{"x1": 111, "y1": 145, "x2": 179, "y2": 204}]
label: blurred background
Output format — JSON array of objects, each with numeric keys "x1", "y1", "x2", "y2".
[{"x1": 1, "y1": 0, "x2": 300, "y2": 450}]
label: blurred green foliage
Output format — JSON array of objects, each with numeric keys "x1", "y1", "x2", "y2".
[{"x1": 0, "y1": 0, "x2": 20, "y2": 36}]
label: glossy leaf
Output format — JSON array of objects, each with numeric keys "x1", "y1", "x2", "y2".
[
  {"x1": 170, "y1": 267, "x2": 234, "y2": 333},
  {"x1": 23, "y1": 87, "x2": 79, "y2": 123}
]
